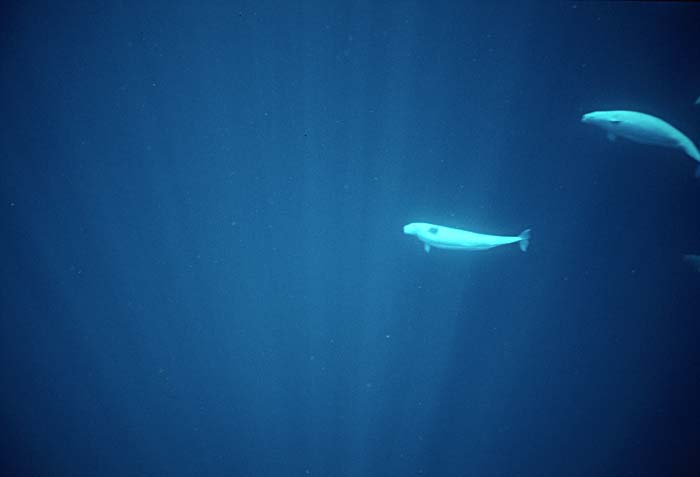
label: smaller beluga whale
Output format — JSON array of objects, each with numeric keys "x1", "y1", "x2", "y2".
[
  {"x1": 403, "y1": 222, "x2": 531, "y2": 254},
  {"x1": 581, "y1": 110, "x2": 700, "y2": 177}
]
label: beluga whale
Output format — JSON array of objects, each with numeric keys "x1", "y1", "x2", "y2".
[
  {"x1": 581, "y1": 110, "x2": 700, "y2": 177},
  {"x1": 403, "y1": 222, "x2": 531, "y2": 254}
]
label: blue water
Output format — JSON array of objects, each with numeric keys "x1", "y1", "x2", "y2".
[{"x1": 2, "y1": 2, "x2": 700, "y2": 476}]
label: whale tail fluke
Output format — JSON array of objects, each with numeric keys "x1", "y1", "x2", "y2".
[
  {"x1": 681, "y1": 137, "x2": 700, "y2": 162},
  {"x1": 518, "y1": 229, "x2": 531, "y2": 252}
]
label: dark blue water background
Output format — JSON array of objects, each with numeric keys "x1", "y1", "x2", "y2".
[{"x1": 2, "y1": 2, "x2": 699, "y2": 476}]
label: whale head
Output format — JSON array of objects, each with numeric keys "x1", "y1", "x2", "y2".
[
  {"x1": 581, "y1": 111, "x2": 622, "y2": 128},
  {"x1": 403, "y1": 223, "x2": 419, "y2": 236}
]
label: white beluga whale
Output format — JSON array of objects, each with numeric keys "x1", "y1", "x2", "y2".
[
  {"x1": 581, "y1": 110, "x2": 700, "y2": 177},
  {"x1": 403, "y1": 222, "x2": 531, "y2": 253}
]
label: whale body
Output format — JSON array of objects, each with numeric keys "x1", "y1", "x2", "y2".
[
  {"x1": 403, "y1": 222, "x2": 531, "y2": 253},
  {"x1": 581, "y1": 110, "x2": 700, "y2": 177}
]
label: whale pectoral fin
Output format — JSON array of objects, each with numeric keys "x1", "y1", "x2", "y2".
[
  {"x1": 607, "y1": 132, "x2": 617, "y2": 142},
  {"x1": 424, "y1": 243, "x2": 431, "y2": 253}
]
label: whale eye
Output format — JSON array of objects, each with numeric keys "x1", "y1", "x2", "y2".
[
  {"x1": 608, "y1": 119, "x2": 621, "y2": 124},
  {"x1": 428, "y1": 227, "x2": 439, "y2": 234}
]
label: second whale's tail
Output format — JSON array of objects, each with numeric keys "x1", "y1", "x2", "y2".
[{"x1": 518, "y1": 229, "x2": 531, "y2": 252}]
